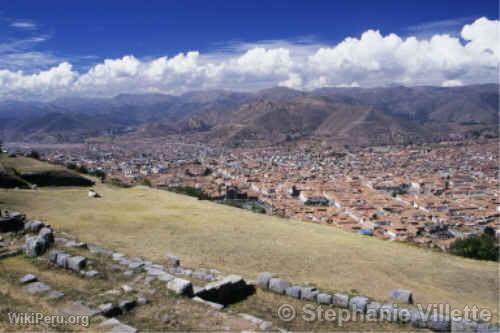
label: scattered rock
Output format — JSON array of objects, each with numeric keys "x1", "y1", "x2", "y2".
[
  {"x1": 379, "y1": 304, "x2": 399, "y2": 322},
  {"x1": 112, "y1": 253, "x2": 125, "y2": 261},
  {"x1": 317, "y1": 293, "x2": 332, "y2": 304},
  {"x1": 268, "y1": 278, "x2": 290, "y2": 295},
  {"x1": 165, "y1": 254, "x2": 180, "y2": 266},
  {"x1": 19, "y1": 274, "x2": 37, "y2": 284},
  {"x1": 366, "y1": 302, "x2": 382, "y2": 317},
  {"x1": 136, "y1": 297, "x2": 149, "y2": 306},
  {"x1": 192, "y1": 296, "x2": 224, "y2": 310},
  {"x1": 240, "y1": 313, "x2": 265, "y2": 325},
  {"x1": 167, "y1": 278, "x2": 193, "y2": 296},
  {"x1": 56, "y1": 253, "x2": 70, "y2": 268},
  {"x1": 157, "y1": 273, "x2": 174, "y2": 282},
  {"x1": 260, "y1": 321, "x2": 273, "y2": 331},
  {"x1": 301, "y1": 287, "x2": 319, "y2": 301},
  {"x1": 60, "y1": 301, "x2": 99, "y2": 317},
  {"x1": 390, "y1": 288, "x2": 413, "y2": 304},
  {"x1": 47, "y1": 290, "x2": 65, "y2": 300},
  {"x1": 64, "y1": 240, "x2": 88, "y2": 249},
  {"x1": 123, "y1": 270, "x2": 134, "y2": 277},
  {"x1": 24, "y1": 220, "x2": 44, "y2": 233},
  {"x1": 48, "y1": 250, "x2": 62, "y2": 263},
  {"x1": 256, "y1": 272, "x2": 275, "y2": 289},
  {"x1": 25, "y1": 281, "x2": 51, "y2": 294},
  {"x1": 98, "y1": 303, "x2": 122, "y2": 318},
  {"x1": 451, "y1": 318, "x2": 478, "y2": 333},
  {"x1": 121, "y1": 285, "x2": 134, "y2": 293},
  {"x1": 128, "y1": 261, "x2": 144, "y2": 270},
  {"x1": 38, "y1": 227, "x2": 54, "y2": 244},
  {"x1": 332, "y1": 293, "x2": 349, "y2": 308},
  {"x1": 119, "y1": 299, "x2": 137, "y2": 313},
  {"x1": 85, "y1": 270, "x2": 99, "y2": 278},
  {"x1": 349, "y1": 296, "x2": 369, "y2": 313},
  {"x1": 285, "y1": 286, "x2": 301, "y2": 299},
  {"x1": 99, "y1": 318, "x2": 137, "y2": 333},
  {"x1": 192, "y1": 271, "x2": 214, "y2": 281},
  {"x1": 67, "y1": 256, "x2": 87, "y2": 272}
]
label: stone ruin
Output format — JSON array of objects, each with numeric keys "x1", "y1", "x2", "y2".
[{"x1": 256, "y1": 272, "x2": 499, "y2": 333}]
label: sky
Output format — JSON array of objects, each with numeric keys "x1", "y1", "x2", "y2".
[{"x1": 0, "y1": 0, "x2": 498, "y2": 100}]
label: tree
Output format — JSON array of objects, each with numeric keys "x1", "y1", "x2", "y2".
[{"x1": 450, "y1": 229, "x2": 498, "y2": 261}]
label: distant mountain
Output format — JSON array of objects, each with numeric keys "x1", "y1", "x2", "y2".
[{"x1": 0, "y1": 84, "x2": 497, "y2": 146}]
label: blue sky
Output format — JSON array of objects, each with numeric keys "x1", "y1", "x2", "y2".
[{"x1": 0, "y1": 0, "x2": 498, "y2": 99}]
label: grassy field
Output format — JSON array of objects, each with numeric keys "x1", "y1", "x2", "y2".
[{"x1": 0, "y1": 181, "x2": 498, "y2": 319}]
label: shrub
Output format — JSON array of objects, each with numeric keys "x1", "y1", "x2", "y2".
[
  {"x1": 450, "y1": 227, "x2": 498, "y2": 261},
  {"x1": 169, "y1": 186, "x2": 211, "y2": 200}
]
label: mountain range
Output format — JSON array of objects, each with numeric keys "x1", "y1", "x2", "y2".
[{"x1": 0, "y1": 84, "x2": 498, "y2": 146}]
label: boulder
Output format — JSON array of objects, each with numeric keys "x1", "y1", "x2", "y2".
[
  {"x1": 317, "y1": 293, "x2": 332, "y2": 304},
  {"x1": 0, "y1": 212, "x2": 25, "y2": 232},
  {"x1": 301, "y1": 287, "x2": 320, "y2": 301},
  {"x1": 256, "y1": 272, "x2": 275, "y2": 289},
  {"x1": 195, "y1": 275, "x2": 255, "y2": 305},
  {"x1": 349, "y1": 296, "x2": 369, "y2": 313},
  {"x1": 25, "y1": 236, "x2": 48, "y2": 257},
  {"x1": 67, "y1": 256, "x2": 87, "y2": 272},
  {"x1": 390, "y1": 288, "x2": 413, "y2": 304},
  {"x1": 165, "y1": 254, "x2": 180, "y2": 267},
  {"x1": 38, "y1": 227, "x2": 54, "y2": 244},
  {"x1": 20, "y1": 274, "x2": 37, "y2": 284},
  {"x1": 167, "y1": 278, "x2": 193, "y2": 296},
  {"x1": 285, "y1": 286, "x2": 302, "y2": 299},
  {"x1": 268, "y1": 278, "x2": 290, "y2": 294},
  {"x1": 332, "y1": 293, "x2": 349, "y2": 308}
]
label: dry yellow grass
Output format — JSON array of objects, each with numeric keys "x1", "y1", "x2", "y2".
[{"x1": 0, "y1": 182, "x2": 497, "y2": 320}]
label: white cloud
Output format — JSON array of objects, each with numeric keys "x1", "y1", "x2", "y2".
[
  {"x1": 441, "y1": 79, "x2": 464, "y2": 87},
  {"x1": 10, "y1": 20, "x2": 37, "y2": 30},
  {"x1": 0, "y1": 17, "x2": 498, "y2": 100}
]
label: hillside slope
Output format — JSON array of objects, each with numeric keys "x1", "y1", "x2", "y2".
[{"x1": 0, "y1": 182, "x2": 497, "y2": 317}]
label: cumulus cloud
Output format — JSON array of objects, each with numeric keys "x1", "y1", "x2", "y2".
[{"x1": 0, "y1": 17, "x2": 498, "y2": 100}]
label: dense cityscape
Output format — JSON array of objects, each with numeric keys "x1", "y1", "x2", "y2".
[{"x1": 9, "y1": 137, "x2": 498, "y2": 250}]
